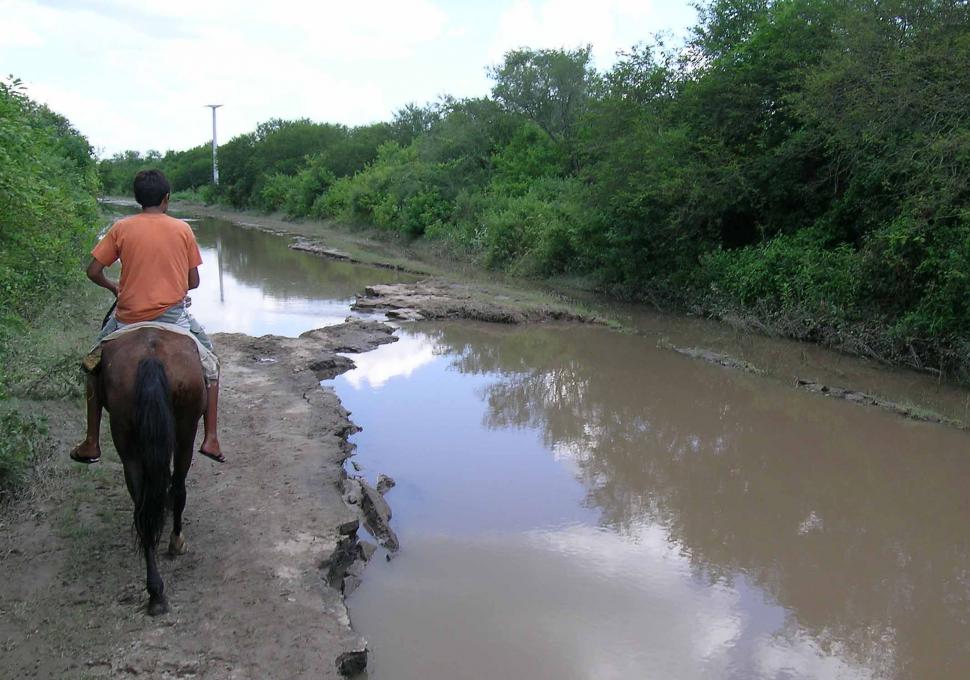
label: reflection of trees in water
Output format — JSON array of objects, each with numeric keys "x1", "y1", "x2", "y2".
[
  {"x1": 191, "y1": 218, "x2": 414, "y2": 299},
  {"x1": 418, "y1": 322, "x2": 970, "y2": 678}
]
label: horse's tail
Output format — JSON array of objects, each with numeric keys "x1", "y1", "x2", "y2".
[{"x1": 133, "y1": 356, "x2": 174, "y2": 551}]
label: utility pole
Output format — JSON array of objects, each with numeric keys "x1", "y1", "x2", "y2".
[{"x1": 205, "y1": 104, "x2": 223, "y2": 185}]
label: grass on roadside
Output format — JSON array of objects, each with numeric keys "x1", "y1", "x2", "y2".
[
  {"x1": 0, "y1": 282, "x2": 113, "y2": 503},
  {"x1": 0, "y1": 408, "x2": 52, "y2": 505}
]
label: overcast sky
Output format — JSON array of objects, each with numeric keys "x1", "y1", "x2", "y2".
[{"x1": 2, "y1": 0, "x2": 698, "y2": 157}]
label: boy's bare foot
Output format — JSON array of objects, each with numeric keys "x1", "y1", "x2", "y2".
[
  {"x1": 70, "y1": 439, "x2": 102, "y2": 464},
  {"x1": 198, "y1": 436, "x2": 225, "y2": 463}
]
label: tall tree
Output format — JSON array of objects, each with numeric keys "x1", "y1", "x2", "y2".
[{"x1": 489, "y1": 46, "x2": 598, "y2": 143}]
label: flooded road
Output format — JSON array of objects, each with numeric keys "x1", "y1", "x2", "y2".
[
  {"x1": 339, "y1": 323, "x2": 970, "y2": 680},
  {"x1": 178, "y1": 212, "x2": 970, "y2": 679},
  {"x1": 179, "y1": 215, "x2": 416, "y2": 335}
]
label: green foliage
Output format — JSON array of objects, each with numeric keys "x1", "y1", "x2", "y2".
[
  {"x1": 256, "y1": 153, "x2": 337, "y2": 217},
  {"x1": 699, "y1": 231, "x2": 861, "y2": 314},
  {"x1": 481, "y1": 178, "x2": 584, "y2": 274},
  {"x1": 94, "y1": 2, "x2": 970, "y2": 373},
  {"x1": 491, "y1": 123, "x2": 567, "y2": 196},
  {"x1": 0, "y1": 408, "x2": 50, "y2": 502},
  {"x1": 1, "y1": 77, "x2": 100, "y2": 395},
  {"x1": 324, "y1": 142, "x2": 455, "y2": 236},
  {"x1": 490, "y1": 46, "x2": 599, "y2": 143},
  {"x1": 391, "y1": 102, "x2": 442, "y2": 145},
  {"x1": 101, "y1": 118, "x2": 395, "y2": 213},
  {"x1": 170, "y1": 185, "x2": 217, "y2": 204}
]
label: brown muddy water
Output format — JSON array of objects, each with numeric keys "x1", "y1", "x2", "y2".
[
  {"x1": 338, "y1": 324, "x2": 970, "y2": 680},
  {"x1": 182, "y1": 213, "x2": 970, "y2": 679}
]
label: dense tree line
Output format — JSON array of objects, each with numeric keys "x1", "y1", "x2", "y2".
[
  {"x1": 1, "y1": 78, "x2": 99, "y2": 353},
  {"x1": 100, "y1": 0, "x2": 970, "y2": 376},
  {"x1": 0, "y1": 77, "x2": 100, "y2": 494}
]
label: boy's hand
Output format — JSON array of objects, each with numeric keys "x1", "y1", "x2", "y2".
[{"x1": 183, "y1": 295, "x2": 192, "y2": 308}]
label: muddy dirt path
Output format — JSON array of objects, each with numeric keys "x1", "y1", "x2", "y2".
[{"x1": 0, "y1": 320, "x2": 397, "y2": 679}]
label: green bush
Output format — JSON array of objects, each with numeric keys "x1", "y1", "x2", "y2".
[
  {"x1": 286, "y1": 155, "x2": 337, "y2": 218},
  {"x1": 700, "y1": 231, "x2": 861, "y2": 315},
  {"x1": 482, "y1": 178, "x2": 583, "y2": 274},
  {"x1": 171, "y1": 185, "x2": 217, "y2": 204},
  {"x1": 255, "y1": 172, "x2": 293, "y2": 212},
  {"x1": 90, "y1": 2, "x2": 970, "y2": 375},
  {"x1": 0, "y1": 409, "x2": 50, "y2": 502},
  {"x1": 252, "y1": 155, "x2": 334, "y2": 217},
  {"x1": 490, "y1": 123, "x2": 567, "y2": 196},
  {"x1": 311, "y1": 175, "x2": 353, "y2": 219},
  {"x1": 861, "y1": 211, "x2": 970, "y2": 344},
  {"x1": 1, "y1": 78, "x2": 100, "y2": 395}
]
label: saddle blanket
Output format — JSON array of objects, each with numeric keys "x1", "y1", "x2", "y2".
[{"x1": 83, "y1": 321, "x2": 219, "y2": 383}]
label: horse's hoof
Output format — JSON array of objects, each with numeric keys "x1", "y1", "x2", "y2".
[
  {"x1": 168, "y1": 532, "x2": 187, "y2": 556},
  {"x1": 147, "y1": 596, "x2": 169, "y2": 617}
]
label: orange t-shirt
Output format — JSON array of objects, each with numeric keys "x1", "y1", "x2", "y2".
[{"x1": 92, "y1": 213, "x2": 203, "y2": 323}]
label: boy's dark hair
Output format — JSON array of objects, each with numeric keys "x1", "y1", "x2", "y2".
[{"x1": 133, "y1": 170, "x2": 171, "y2": 208}]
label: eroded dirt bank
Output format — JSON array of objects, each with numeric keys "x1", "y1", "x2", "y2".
[
  {"x1": 353, "y1": 280, "x2": 602, "y2": 324},
  {"x1": 0, "y1": 319, "x2": 397, "y2": 679}
]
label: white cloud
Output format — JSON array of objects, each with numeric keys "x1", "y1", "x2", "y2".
[
  {"x1": 1, "y1": 0, "x2": 452, "y2": 153},
  {"x1": 1, "y1": 0, "x2": 697, "y2": 154},
  {"x1": 491, "y1": 0, "x2": 618, "y2": 59},
  {"x1": 24, "y1": 82, "x2": 142, "y2": 154},
  {"x1": 0, "y1": 21, "x2": 43, "y2": 47},
  {"x1": 342, "y1": 333, "x2": 437, "y2": 389},
  {"x1": 488, "y1": 0, "x2": 667, "y2": 65}
]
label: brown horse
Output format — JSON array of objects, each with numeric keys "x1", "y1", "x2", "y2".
[{"x1": 97, "y1": 327, "x2": 206, "y2": 615}]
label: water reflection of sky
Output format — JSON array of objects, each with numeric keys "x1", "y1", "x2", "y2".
[
  {"x1": 184, "y1": 220, "x2": 406, "y2": 337},
  {"x1": 340, "y1": 333, "x2": 437, "y2": 390},
  {"x1": 337, "y1": 334, "x2": 593, "y2": 533},
  {"x1": 355, "y1": 527, "x2": 881, "y2": 680},
  {"x1": 337, "y1": 327, "x2": 888, "y2": 680},
  {"x1": 188, "y1": 244, "x2": 357, "y2": 336}
]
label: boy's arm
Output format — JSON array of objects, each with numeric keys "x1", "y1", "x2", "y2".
[
  {"x1": 86, "y1": 258, "x2": 118, "y2": 297},
  {"x1": 188, "y1": 267, "x2": 200, "y2": 290}
]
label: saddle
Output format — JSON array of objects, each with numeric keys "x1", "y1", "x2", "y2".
[{"x1": 81, "y1": 321, "x2": 219, "y2": 383}]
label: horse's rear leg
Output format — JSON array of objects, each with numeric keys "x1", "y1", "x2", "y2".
[
  {"x1": 144, "y1": 543, "x2": 167, "y2": 616},
  {"x1": 168, "y1": 421, "x2": 198, "y2": 556},
  {"x1": 122, "y1": 458, "x2": 168, "y2": 615}
]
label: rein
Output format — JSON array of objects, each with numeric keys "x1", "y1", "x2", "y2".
[{"x1": 102, "y1": 300, "x2": 118, "y2": 329}]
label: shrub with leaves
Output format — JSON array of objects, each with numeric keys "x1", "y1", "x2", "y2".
[
  {"x1": 0, "y1": 409, "x2": 51, "y2": 502},
  {"x1": 0, "y1": 77, "x2": 100, "y2": 395}
]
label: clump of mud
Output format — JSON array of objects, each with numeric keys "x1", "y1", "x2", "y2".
[
  {"x1": 793, "y1": 378, "x2": 968, "y2": 428},
  {"x1": 354, "y1": 279, "x2": 601, "y2": 324},
  {"x1": 665, "y1": 344, "x2": 766, "y2": 375},
  {"x1": 657, "y1": 336, "x2": 965, "y2": 429},
  {"x1": 290, "y1": 237, "x2": 427, "y2": 274}
]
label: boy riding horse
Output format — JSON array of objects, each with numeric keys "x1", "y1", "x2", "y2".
[{"x1": 71, "y1": 169, "x2": 224, "y2": 464}]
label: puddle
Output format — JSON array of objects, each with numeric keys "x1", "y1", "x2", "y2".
[{"x1": 338, "y1": 322, "x2": 970, "y2": 680}]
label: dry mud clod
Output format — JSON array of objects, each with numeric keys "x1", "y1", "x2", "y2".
[
  {"x1": 793, "y1": 378, "x2": 966, "y2": 428},
  {"x1": 353, "y1": 279, "x2": 601, "y2": 324},
  {"x1": 661, "y1": 342, "x2": 765, "y2": 375}
]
